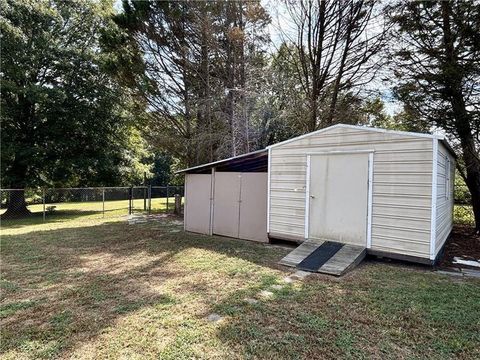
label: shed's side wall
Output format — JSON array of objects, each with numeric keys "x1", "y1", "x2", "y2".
[
  {"x1": 435, "y1": 142, "x2": 455, "y2": 256},
  {"x1": 269, "y1": 126, "x2": 434, "y2": 259}
]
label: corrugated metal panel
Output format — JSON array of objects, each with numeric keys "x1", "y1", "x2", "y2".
[
  {"x1": 269, "y1": 126, "x2": 435, "y2": 259},
  {"x1": 435, "y1": 143, "x2": 455, "y2": 255}
]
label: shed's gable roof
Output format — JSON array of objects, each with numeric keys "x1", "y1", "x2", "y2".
[
  {"x1": 267, "y1": 124, "x2": 443, "y2": 149},
  {"x1": 267, "y1": 124, "x2": 456, "y2": 158},
  {"x1": 177, "y1": 124, "x2": 456, "y2": 174}
]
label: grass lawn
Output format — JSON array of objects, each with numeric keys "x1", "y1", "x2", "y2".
[
  {"x1": 1, "y1": 216, "x2": 479, "y2": 359},
  {"x1": 0, "y1": 197, "x2": 182, "y2": 231}
]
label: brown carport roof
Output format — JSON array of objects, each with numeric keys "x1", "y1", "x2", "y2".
[{"x1": 175, "y1": 149, "x2": 268, "y2": 174}]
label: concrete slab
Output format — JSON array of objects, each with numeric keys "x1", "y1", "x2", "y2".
[
  {"x1": 436, "y1": 270, "x2": 464, "y2": 277},
  {"x1": 462, "y1": 269, "x2": 480, "y2": 278}
]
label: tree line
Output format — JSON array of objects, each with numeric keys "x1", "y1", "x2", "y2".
[{"x1": 1, "y1": 0, "x2": 479, "y2": 232}]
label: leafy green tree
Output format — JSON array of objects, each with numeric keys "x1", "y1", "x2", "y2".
[
  {"x1": 388, "y1": 0, "x2": 480, "y2": 232},
  {"x1": 0, "y1": 0, "x2": 140, "y2": 217},
  {"x1": 149, "y1": 153, "x2": 173, "y2": 186},
  {"x1": 363, "y1": 97, "x2": 430, "y2": 133}
]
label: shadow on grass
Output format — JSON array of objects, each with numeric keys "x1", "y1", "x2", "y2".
[{"x1": 0, "y1": 220, "x2": 290, "y2": 358}]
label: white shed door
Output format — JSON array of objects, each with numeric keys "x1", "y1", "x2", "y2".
[
  {"x1": 308, "y1": 153, "x2": 369, "y2": 246},
  {"x1": 239, "y1": 173, "x2": 268, "y2": 242},
  {"x1": 213, "y1": 172, "x2": 241, "y2": 238},
  {"x1": 184, "y1": 174, "x2": 212, "y2": 235}
]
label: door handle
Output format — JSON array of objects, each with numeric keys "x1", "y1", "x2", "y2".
[{"x1": 310, "y1": 195, "x2": 315, "y2": 199}]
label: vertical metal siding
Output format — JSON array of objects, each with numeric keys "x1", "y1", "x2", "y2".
[
  {"x1": 184, "y1": 174, "x2": 212, "y2": 235},
  {"x1": 213, "y1": 172, "x2": 241, "y2": 238},
  {"x1": 238, "y1": 173, "x2": 268, "y2": 242}
]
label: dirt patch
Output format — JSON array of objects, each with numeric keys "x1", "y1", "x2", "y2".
[{"x1": 438, "y1": 225, "x2": 480, "y2": 270}]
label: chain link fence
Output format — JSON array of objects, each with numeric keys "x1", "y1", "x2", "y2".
[
  {"x1": 0, "y1": 186, "x2": 184, "y2": 222},
  {"x1": 1, "y1": 183, "x2": 474, "y2": 226}
]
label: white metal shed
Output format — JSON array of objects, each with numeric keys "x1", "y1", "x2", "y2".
[{"x1": 178, "y1": 124, "x2": 456, "y2": 264}]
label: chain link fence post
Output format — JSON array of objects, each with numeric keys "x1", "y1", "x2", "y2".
[
  {"x1": 148, "y1": 185, "x2": 152, "y2": 215},
  {"x1": 42, "y1": 188, "x2": 46, "y2": 221},
  {"x1": 166, "y1": 185, "x2": 169, "y2": 213},
  {"x1": 102, "y1": 188, "x2": 105, "y2": 218},
  {"x1": 128, "y1": 187, "x2": 131, "y2": 215}
]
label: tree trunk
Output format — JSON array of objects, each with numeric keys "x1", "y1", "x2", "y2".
[
  {"x1": 327, "y1": 4, "x2": 353, "y2": 125},
  {"x1": 464, "y1": 156, "x2": 480, "y2": 234},
  {"x1": 2, "y1": 190, "x2": 31, "y2": 219},
  {"x1": 309, "y1": 92, "x2": 318, "y2": 132},
  {"x1": 225, "y1": 1, "x2": 237, "y2": 157},
  {"x1": 442, "y1": 1, "x2": 480, "y2": 232},
  {"x1": 2, "y1": 152, "x2": 31, "y2": 219},
  {"x1": 455, "y1": 109, "x2": 480, "y2": 233}
]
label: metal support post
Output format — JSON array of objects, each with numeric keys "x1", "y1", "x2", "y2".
[
  {"x1": 148, "y1": 185, "x2": 152, "y2": 215},
  {"x1": 143, "y1": 171, "x2": 147, "y2": 211},
  {"x1": 128, "y1": 187, "x2": 132, "y2": 215},
  {"x1": 102, "y1": 188, "x2": 105, "y2": 218},
  {"x1": 43, "y1": 189, "x2": 46, "y2": 221},
  {"x1": 166, "y1": 185, "x2": 169, "y2": 213}
]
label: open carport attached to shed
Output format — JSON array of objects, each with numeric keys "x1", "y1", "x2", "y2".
[{"x1": 178, "y1": 150, "x2": 269, "y2": 242}]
